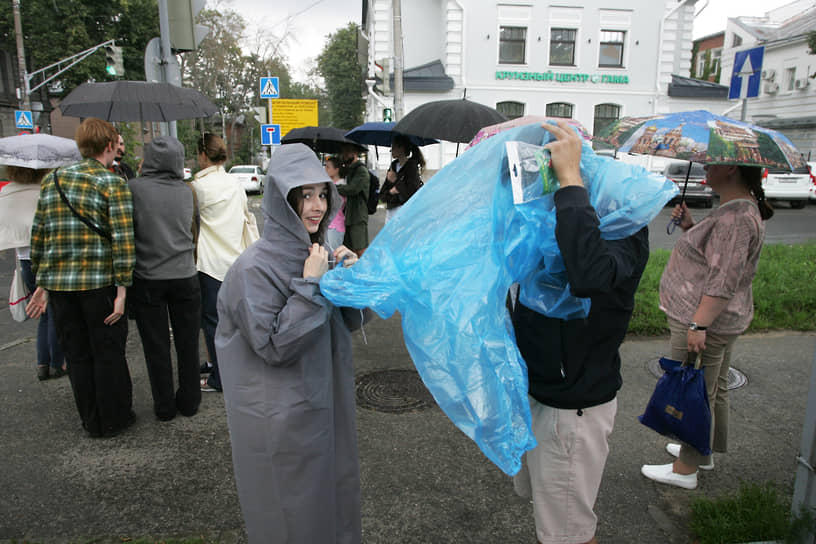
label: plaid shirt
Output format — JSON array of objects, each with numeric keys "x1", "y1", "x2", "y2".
[{"x1": 31, "y1": 158, "x2": 135, "y2": 291}]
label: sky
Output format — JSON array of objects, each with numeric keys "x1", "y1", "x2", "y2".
[{"x1": 225, "y1": 0, "x2": 796, "y2": 83}]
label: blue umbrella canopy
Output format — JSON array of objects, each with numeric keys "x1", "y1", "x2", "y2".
[{"x1": 344, "y1": 122, "x2": 439, "y2": 147}]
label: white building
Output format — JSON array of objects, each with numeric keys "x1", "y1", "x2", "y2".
[
  {"x1": 361, "y1": 0, "x2": 732, "y2": 170},
  {"x1": 719, "y1": 0, "x2": 816, "y2": 160}
]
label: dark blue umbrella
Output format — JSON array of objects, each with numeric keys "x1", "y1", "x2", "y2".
[{"x1": 344, "y1": 122, "x2": 439, "y2": 147}]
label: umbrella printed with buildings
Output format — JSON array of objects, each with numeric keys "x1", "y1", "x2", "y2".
[{"x1": 595, "y1": 110, "x2": 806, "y2": 171}]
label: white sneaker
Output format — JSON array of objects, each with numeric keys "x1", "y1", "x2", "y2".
[
  {"x1": 665, "y1": 443, "x2": 714, "y2": 471},
  {"x1": 641, "y1": 463, "x2": 698, "y2": 490}
]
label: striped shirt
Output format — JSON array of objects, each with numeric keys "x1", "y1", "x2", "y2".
[{"x1": 31, "y1": 158, "x2": 135, "y2": 291}]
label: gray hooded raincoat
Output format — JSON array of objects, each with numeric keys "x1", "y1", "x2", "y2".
[{"x1": 215, "y1": 144, "x2": 362, "y2": 544}]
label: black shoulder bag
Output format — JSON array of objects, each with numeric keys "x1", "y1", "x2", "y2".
[{"x1": 52, "y1": 168, "x2": 112, "y2": 241}]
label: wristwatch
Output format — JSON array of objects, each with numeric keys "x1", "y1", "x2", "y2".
[{"x1": 688, "y1": 322, "x2": 707, "y2": 331}]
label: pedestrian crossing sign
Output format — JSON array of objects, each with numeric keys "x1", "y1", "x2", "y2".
[
  {"x1": 15, "y1": 110, "x2": 34, "y2": 129},
  {"x1": 260, "y1": 77, "x2": 279, "y2": 99}
]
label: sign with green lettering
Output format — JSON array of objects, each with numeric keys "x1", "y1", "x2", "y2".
[{"x1": 495, "y1": 71, "x2": 630, "y2": 84}]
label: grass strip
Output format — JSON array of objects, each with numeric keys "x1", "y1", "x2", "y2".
[
  {"x1": 629, "y1": 242, "x2": 816, "y2": 336},
  {"x1": 689, "y1": 482, "x2": 816, "y2": 544}
]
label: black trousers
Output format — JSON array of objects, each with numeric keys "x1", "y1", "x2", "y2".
[
  {"x1": 130, "y1": 275, "x2": 201, "y2": 419},
  {"x1": 50, "y1": 287, "x2": 133, "y2": 437}
]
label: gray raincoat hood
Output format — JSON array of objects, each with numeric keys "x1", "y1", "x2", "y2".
[
  {"x1": 139, "y1": 136, "x2": 184, "y2": 180},
  {"x1": 214, "y1": 142, "x2": 362, "y2": 543},
  {"x1": 262, "y1": 143, "x2": 341, "y2": 246}
]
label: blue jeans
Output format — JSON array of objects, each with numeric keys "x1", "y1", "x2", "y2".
[
  {"x1": 19, "y1": 259, "x2": 64, "y2": 369},
  {"x1": 198, "y1": 272, "x2": 222, "y2": 391}
]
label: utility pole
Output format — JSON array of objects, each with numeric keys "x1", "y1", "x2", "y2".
[
  {"x1": 157, "y1": 0, "x2": 177, "y2": 137},
  {"x1": 392, "y1": 0, "x2": 404, "y2": 121},
  {"x1": 12, "y1": 0, "x2": 31, "y2": 111}
]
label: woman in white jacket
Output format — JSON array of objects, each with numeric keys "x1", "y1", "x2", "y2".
[
  {"x1": 0, "y1": 166, "x2": 65, "y2": 380},
  {"x1": 190, "y1": 133, "x2": 257, "y2": 392}
]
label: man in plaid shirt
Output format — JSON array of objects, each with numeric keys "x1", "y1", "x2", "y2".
[{"x1": 28, "y1": 118, "x2": 137, "y2": 438}]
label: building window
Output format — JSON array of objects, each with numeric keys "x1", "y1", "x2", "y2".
[
  {"x1": 787, "y1": 67, "x2": 797, "y2": 91},
  {"x1": 593, "y1": 103, "x2": 621, "y2": 140},
  {"x1": 732, "y1": 33, "x2": 743, "y2": 47},
  {"x1": 496, "y1": 101, "x2": 525, "y2": 120},
  {"x1": 710, "y1": 49, "x2": 721, "y2": 75},
  {"x1": 598, "y1": 30, "x2": 625, "y2": 67},
  {"x1": 499, "y1": 26, "x2": 527, "y2": 64},
  {"x1": 546, "y1": 102, "x2": 574, "y2": 118},
  {"x1": 550, "y1": 28, "x2": 576, "y2": 66}
]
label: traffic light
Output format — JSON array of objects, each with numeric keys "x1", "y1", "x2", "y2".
[
  {"x1": 383, "y1": 108, "x2": 393, "y2": 122},
  {"x1": 375, "y1": 58, "x2": 391, "y2": 95},
  {"x1": 104, "y1": 45, "x2": 124, "y2": 76}
]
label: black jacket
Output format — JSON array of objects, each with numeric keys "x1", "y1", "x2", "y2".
[
  {"x1": 380, "y1": 157, "x2": 423, "y2": 209},
  {"x1": 511, "y1": 186, "x2": 649, "y2": 409}
]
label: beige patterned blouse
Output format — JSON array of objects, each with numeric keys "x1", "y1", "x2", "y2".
[{"x1": 659, "y1": 199, "x2": 766, "y2": 335}]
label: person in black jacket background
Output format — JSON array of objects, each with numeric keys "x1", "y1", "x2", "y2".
[
  {"x1": 380, "y1": 134, "x2": 424, "y2": 223},
  {"x1": 510, "y1": 120, "x2": 649, "y2": 544}
]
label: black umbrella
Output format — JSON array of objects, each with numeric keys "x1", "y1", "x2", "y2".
[
  {"x1": 280, "y1": 126, "x2": 362, "y2": 154},
  {"x1": 59, "y1": 81, "x2": 218, "y2": 122},
  {"x1": 393, "y1": 99, "x2": 508, "y2": 144}
]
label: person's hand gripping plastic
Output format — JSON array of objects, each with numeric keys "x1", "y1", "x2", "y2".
[{"x1": 541, "y1": 120, "x2": 584, "y2": 189}]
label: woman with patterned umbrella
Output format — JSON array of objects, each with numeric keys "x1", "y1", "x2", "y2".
[{"x1": 595, "y1": 110, "x2": 806, "y2": 232}]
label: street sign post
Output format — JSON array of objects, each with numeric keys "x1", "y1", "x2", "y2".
[
  {"x1": 270, "y1": 99, "x2": 319, "y2": 137},
  {"x1": 728, "y1": 46, "x2": 764, "y2": 121},
  {"x1": 14, "y1": 110, "x2": 33, "y2": 130},
  {"x1": 260, "y1": 77, "x2": 279, "y2": 99},
  {"x1": 729, "y1": 46, "x2": 764, "y2": 100},
  {"x1": 261, "y1": 124, "x2": 281, "y2": 146}
]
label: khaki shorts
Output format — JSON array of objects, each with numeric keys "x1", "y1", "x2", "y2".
[
  {"x1": 343, "y1": 222, "x2": 368, "y2": 251},
  {"x1": 513, "y1": 396, "x2": 617, "y2": 544}
]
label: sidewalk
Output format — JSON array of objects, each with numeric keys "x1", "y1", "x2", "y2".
[{"x1": 1, "y1": 297, "x2": 814, "y2": 543}]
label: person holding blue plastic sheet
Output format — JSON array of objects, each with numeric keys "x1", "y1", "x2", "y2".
[
  {"x1": 214, "y1": 143, "x2": 364, "y2": 544},
  {"x1": 641, "y1": 165, "x2": 772, "y2": 490},
  {"x1": 510, "y1": 120, "x2": 650, "y2": 544}
]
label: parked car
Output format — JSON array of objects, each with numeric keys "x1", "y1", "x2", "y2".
[
  {"x1": 229, "y1": 165, "x2": 264, "y2": 194},
  {"x1": 762, "y1": 166, "x2": 810, "y2": 209},
  {"x1": 663, "y1": 160, "x2": 714, "y2": 208},
  {"x1": 183, "y1": 168, "x2": 192, "y2": 180},
  {"x1": 808, "y1": 162, "x2": 816, "y2": 202}
]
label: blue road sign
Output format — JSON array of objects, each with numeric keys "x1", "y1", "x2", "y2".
[
  {"x1": 261, "y1": 124, "x2": 281, "y2": 146},
  {"x1": 729, "y1": 46, "x2": 764, "y2": 100},
  {"x1": 260, "y1": 77, "x2": 279, "y2": 99},
  {"x1": 15, "y1": 110, "x2": 34, "y2": 129}
]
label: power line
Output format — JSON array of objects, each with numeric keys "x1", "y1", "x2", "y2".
[{"x1": 268, "y1": 0, "x2": 330, "y2": 31}]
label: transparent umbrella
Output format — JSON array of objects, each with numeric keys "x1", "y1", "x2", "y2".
[{"x1": 0, "y1": 133, "x2": 81, "y2": 169}]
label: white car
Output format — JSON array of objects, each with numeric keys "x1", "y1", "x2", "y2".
[
  {"x1": 229, "y1": 165, "x2": 265, "y2": 194},
  {"x1": 762, "y1": 166, "x2": 810, "y2": 209},
  {"x1": 808, "y1": 162, "x2": 816, "y2": 202}
]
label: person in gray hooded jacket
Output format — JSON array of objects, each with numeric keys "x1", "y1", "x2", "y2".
[
  {"x1": 215, "y1": 143, "x2": 364, "y2": 544},
  {"x1": 128, "y1": 136, "x2": 201, "y2": 421}
]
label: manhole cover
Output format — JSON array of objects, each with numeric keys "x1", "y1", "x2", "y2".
[
  {"x1": 646, "y1": 358, "x2": 748, "y2": 390},
  {"x1": 356, "y1": 369, "x2": 436, "y2": 413}
]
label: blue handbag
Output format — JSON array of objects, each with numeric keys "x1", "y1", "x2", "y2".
[{"x1": 638, "y1": 355, "x2": 712, "y2": 455}]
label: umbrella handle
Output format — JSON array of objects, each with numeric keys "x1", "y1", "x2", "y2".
[
  {"x1": 668, "y1": 162, "x2": 693, "y2": 235},
  {"x1": 667, "y1": 216, "x2": 680, "y2": 235}
]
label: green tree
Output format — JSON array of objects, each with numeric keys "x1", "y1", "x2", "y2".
[
  {"x1": 690, "y1": 41, "x2": 699, "y2": 78},
  {"x1": 701, "y1": 49, "x2": 712, "y2": 81},
  {"x1": 316, "y1": 23, "x2": 364, "y2": 129},
  {"x1": 0, "y1": 0, "x2": 158, "y2": 92}
]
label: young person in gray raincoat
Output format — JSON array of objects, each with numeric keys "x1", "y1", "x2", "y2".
[{"x1": 214, "y1": 143, "x2": 365, "y2": 544}]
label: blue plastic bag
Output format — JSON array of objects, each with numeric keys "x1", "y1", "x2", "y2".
[
  {"x1": 320, "y1": 123, "x2": 677, "y2": 475},
  {"x1": 638, "y1": 356, "x2": 712, "y2": 455}
]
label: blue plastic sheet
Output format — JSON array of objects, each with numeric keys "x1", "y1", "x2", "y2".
[{"x1": 320, "y1": 123, "x2": 677, "y2": 475}]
